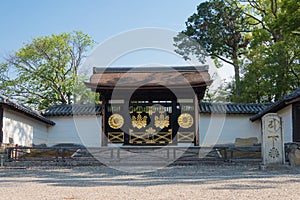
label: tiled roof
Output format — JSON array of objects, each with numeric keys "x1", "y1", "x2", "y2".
[
  {"x1": 43, "y1": 104, "x2": 102, "y2": 116},
  {"x1": 199, "y1": 102, "x2": 270, "y2": 114},
  {"x1": 43, "y1": 102, "x2": 268, "y2": 116},
  {"x1": 86, "y1": 65, "x2": 211, "y2": 90},
  {"x1": 283, "y1": 87, "x2": 300, "y2": 100},
  {"x1": 250, "y1": 87, "x2": 300, "y2": 121},
  {"x1": 0, "y1": 95, "x2": 55, "y2": 125},
  {"x1": 93, "y1": 65, "x2": 209, "y2": 73}
]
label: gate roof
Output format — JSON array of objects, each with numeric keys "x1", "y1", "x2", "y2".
[{"x1": 85, "y1": 65, "x2": 211, "y2": 91}]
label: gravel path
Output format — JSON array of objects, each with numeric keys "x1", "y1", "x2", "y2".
[{"x1": 1, "y1": 164, "x2": 300, "y2": 200}]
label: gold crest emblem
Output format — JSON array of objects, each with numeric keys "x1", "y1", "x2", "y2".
[
  {"x1": 132, "y1": 113, "x2": 148, "y2": 129},
  {"x1": 108, "y1": 113, "x2": 124, "y2": 129},
  {"x1": 154, "y1": 113, "x2": 170, "y2": 129},
  {"x1": 178, "y1": 113, "x2": 193, "y2": 128}
]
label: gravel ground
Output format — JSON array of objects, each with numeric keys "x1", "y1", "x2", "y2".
[{"x1": 1, "y1": 164, "x2": 300, "y2": 200}]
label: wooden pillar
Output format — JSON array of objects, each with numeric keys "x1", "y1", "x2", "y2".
[
  {"x1": 0, "y1": 106, "x2": 3, "y2": 144},
  {"x1": 292, "y1": 104, "x2": 300, "y2": 142},
  {"x1": 194, "y1": 95, "x2": 199, "y2": 146},
  {"x1": 172, "y1": 100, "x2": 178, "y2": 146},
  {"x1": 100, "y1": 93, "x2": 108, "y2": 146}
]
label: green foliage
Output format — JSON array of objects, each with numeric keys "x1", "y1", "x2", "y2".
[
  {"x1": 233, "y1": 0, "x2": 300, "y2": 102},
  {"x1": 73, "y1": 75, "x2": 100, "y2": 105},
  {"x1": 277, "y1": 0, "x2": 300, "y2": 35},
  {"x1": 177, "y1": 0, "x2": 300, "y2": 103},
  {"x1": 0, "y1": 31, "x2": 95, "y2": 109},
  {"x1": 174, "y1": 0, "x2": 251, "y2": 96},
  {"x1": 203, "y1": 81, "x2": 232, "y2": 102},
  {"x1": 236, "y1": 35, "x2": 300, "y2": 103}
]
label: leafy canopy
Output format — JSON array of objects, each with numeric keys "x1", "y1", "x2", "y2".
[
  {"x1": 0, "y1": 31, "x2": 96, "y2": 109},
  {"x1": 174, "y1": 0, "x2": 251, "y2": 96},
  {"x1": 176, "y1": 0, "x2": 300, "y2": 103}
]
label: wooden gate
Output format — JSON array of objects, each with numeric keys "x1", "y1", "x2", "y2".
[{"x1": 105, "y1": 100, "x2": 197, "y2": 146}]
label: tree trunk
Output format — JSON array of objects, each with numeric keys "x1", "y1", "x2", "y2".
[{"x1": 232, "y1": 53, "x2": 241, "y2": 98}]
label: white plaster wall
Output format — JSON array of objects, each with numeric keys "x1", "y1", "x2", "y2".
[
  {"x1": 277, "y1": 105, "x2": 293, "y2": 143},
  {"x1": 47, "y1": 115, "x2": 102, "y2": 147},
  {"x1": 199, "y1": 113, "x2": 261, "y2": 146},
  {"x1": 2, "y1": 109, "x2": 48, "y2": 146}
]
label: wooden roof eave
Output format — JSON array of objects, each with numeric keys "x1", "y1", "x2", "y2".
[{"x1": 84, "y1": 80, "x2": 212, "y2": 91}]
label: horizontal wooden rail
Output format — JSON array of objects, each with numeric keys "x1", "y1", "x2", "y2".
[{"x1": 2, "y1": 145, "x2": 266, "y2": 166}]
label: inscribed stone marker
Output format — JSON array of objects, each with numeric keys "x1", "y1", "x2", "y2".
[{"x1": 262, "y1": 113, "x2": 284, "y2": 165}]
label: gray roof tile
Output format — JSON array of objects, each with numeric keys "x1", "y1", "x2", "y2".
[
  {"x1": 0, "y1": 95, "x2": 55, "y2": 125},
  {"x1": 250, "y1": 87, "x2": 300, "y2": 121},
  {"x1": 43, "y1": 102, "x2": 267, "y2": 116},
  {"x1": 43, "y1": 104, "x2": 102, "y2": 116},
  {"x1": 199, "y1": 102, "x2": 270, "y2": 114}
]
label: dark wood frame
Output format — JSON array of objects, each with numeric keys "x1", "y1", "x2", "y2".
[
  {"x1": 100, "y1": 88, "x2": 200, "y2": 146},
  {"x1": 0, "y1": 106, "x2": 3, "y2": 143},
  {"x1": 292, "y1": 103, "x2": 300, "y2": 142},
  {"x1": 194, "y1": 95, "x2": 199, "y2": 146}
]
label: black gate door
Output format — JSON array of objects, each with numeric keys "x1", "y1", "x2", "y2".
[
  {"x1": 127, "y1": 101, "x2": 176, "y2": 145},
  {"x1": 293, "y1": 104, "x2": 300, "y2": 142},
  {"x1": 105, "y1": 100, "x2": 196, "y2": 145}
]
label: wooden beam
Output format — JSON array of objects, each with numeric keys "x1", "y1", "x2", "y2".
[
  {"x1": 194, "y1": 95, "x2": 199, "y2": 146},
  {"x1": 0, "y1": 106, "x2": 3, "y2": 143},
  {"x1": 292, "y1": 104, "x2": 300, "y2": 142},
  {"x1": 101, "y1": 99, "x2": 107, "y2": 147}
]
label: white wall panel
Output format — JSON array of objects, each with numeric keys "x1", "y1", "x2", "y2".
[
  {"x1": 276, "y1": 105, "x2": 293, "y2": 143},
  {"x1": 199, "y1": 113, "x2": 261, "y2": 146},
  {"x1": 47, "y1": 116, "x2": 102, "y2": 147},
  {"x1": 2, "y1": 109, "x2": 48, "y2": 146}
]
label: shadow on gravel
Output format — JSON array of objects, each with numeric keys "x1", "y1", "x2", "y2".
[
  {"x1": 0, "y1": 164, "x2": 300, "y2": 188},
  {"x1": 210, "y1": 184, "x2": 276, "y2": 190}
]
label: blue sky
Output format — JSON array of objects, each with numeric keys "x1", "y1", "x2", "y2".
[
  {"x1": 0, "y1": 0, "x2": 233, "y2": 79},
  {"x1": 1, "y1": 0, "x2": 199, "y2": 54}
]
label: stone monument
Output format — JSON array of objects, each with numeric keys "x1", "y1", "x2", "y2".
[{"x1": 262, "y1": 113, "x2": 285, "y2": 166}]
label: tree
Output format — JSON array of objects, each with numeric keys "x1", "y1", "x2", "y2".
[
  {"x1": 236, "y1": 0, "x2": 300, "y2": 102},
  {"x1": 0, "y1": 31, "x2": 95, "y2": 109},
  {"x1": 276, "y1": 0, "x2": 300, "y2": 35},
  {"x1": 202, "y1": 80, "x2": 232, "y2": 102},
  {"x1": 176, "y1": 0, "x2": 300, "y2": 103},
  {"x1": 174, "y1": 0, "x2": 250, "y2": 97}
]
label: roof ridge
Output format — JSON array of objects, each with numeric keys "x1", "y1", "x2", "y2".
[
  {"x1": 0, "y1": 96, "x2": 55, "y2": 125},
  {"x1": 250, "y1": 87, "x2": 300, "y2": 121},
  {"x1": 47, "y1": 103, "x2": 101, "y2": 108},
  {"x1": 200, "y1": 102, "x2": 269, "y2": 106},
  {"x1": 199, "y1": 102, "x2": 268, "y2": 114},
  {"x1": 43, "y1": 103, "x2": 102, "y2": 116},
  {"x1": 93, "y1": 65, "x2": 209, "y2": 73}
]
